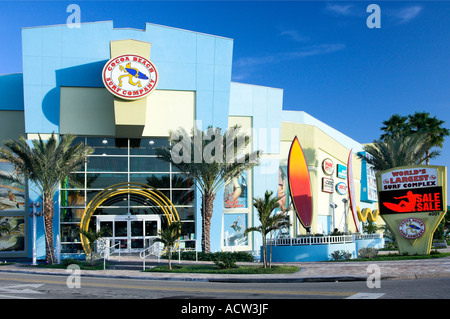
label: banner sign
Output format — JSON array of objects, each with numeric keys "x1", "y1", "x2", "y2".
[
  {"x1": 378, "y1": 186, "x2": 443, "y2": 214},
  {"x1": 381, "y1": 167, "x2": 438, "y2": 191}
]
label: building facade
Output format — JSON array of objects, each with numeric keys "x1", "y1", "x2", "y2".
[{"x1": 0, "y1": 21, "x2": 378, "y2": 260}]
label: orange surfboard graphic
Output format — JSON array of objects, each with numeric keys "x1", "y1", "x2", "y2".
[
  {"x1": 347, "y1": 149, "x2": 360, "y2": 232},
  {"x1": 287, "y1": 136, "x2": 312, "y2": 231}
]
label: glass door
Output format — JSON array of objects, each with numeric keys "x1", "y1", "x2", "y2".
[{"x1": 96, "y1": 215, "x2": 161, "y2": 253}]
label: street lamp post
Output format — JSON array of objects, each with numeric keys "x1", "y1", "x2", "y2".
[
  {"x1": 342, "y1": 198, "x2": 348, "y2": 234},
  {"x1": 330, "y1": 203, "x2": 337, "y2": 232},
  {"x1": 29, "y1": 201, "x2": 42, "y2": 266}
]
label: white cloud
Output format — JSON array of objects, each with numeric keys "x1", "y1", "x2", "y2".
[
  {"x1": 280, "y1": 30, "x2": 309, "y2": 43},
  {"x1": 392, "y1": 6, "x2": 423, "y2": 24},
  {"x1": 234, "y1": 43, "x2": 346, "y2": 68},
  {"x1": 325, "y1": 3, "x2": 355, "y2": 16}
]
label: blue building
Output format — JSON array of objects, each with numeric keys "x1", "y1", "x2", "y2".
[{"x1": 0, "y1": 21, "x2": 377, "y2": 261}]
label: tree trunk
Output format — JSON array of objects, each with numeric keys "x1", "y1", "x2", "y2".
[
  {"x1": 43, "y1": 195, "x2": 55, "y2": 264},
  {"x1": 201, "y1": 192, "x2": 216, "y2": 253},
  {"x1": 262, "y1": 234, "x2": 267, "y2": 269}
]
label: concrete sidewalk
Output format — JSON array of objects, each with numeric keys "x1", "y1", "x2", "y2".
[{"x1": 1, "y1": 251, "x2": 450, "y2": 283}]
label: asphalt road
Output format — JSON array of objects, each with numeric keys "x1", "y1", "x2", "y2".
[{"x1": 0, "y1": 272, "x2": 449, "y2": 301}]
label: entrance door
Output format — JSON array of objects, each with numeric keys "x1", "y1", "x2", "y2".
[{"x1": 96, "y1": 215, "x2": 161, "y2": 253}]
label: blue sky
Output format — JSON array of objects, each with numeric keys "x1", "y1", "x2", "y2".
[{"x1": 0, "y1": 0, "x2": 449, "y2": 170}]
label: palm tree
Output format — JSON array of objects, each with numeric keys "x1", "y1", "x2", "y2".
[
  {"x1": 407, "y1": 112, "x2": 449, "y2": 164},
  {"x1": 153, "y1": 221, "x2": 182, "y2": 270},
  {"x1": 78, "y1": 227, "x2": 111, "y2": 265},
  {"x1": 362, "y1": 132, "x2": 440, "y2": 171},
  {"x1": 380, "y1": 114, "x2": 409, "y2": 140},
  {"x1": 244, "y1": 191, "x2": 290, "y2": 268},
  {"x1": 156, "y1": 125, "x2": 261, "y2": 252},
  {"x1": 0, "y1": 133, "x2": 93, "y2": 264}
]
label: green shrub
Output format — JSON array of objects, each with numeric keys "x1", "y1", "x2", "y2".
[
  {"x1": 330, "y1": 250, "x2": 352, "y2": 261},
  {"x1": 213, "y1": 253, "x2": 237, "y2": 269},
  {"x1": 163, "y1": 251, "x2": 254, "y2": 262},
  {"x1": 358, "y1": 247, "x2": 378, "y2": 259}
]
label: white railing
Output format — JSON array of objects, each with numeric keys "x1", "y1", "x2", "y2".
[
  {"x1": 354, "y1": 233, "x2": 383, "y2": 240},
  {"x1": 100, "y1": 241, "x2": 121, "y2": 270},
  {"x1": 266, "y1": 233, "x2": 382, "y2": 246},
  {"x1": 140, "y1": 242, "x2": 164, "y2": 270}
]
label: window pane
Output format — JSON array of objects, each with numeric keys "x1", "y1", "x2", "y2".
[
  {"x1": 130, "y1": 138, "x2": 169, "y2": 155},
  {"x1": 61, "y1": 190, "x2": 85, "y2": 207},
  {"x1": 176, "y1": 207, "x2": 195, "y2": 220},
  {"x1": 131, "y1": 221, "x2": 143, "y2": 236},
  {"x1": 99, "y1": 221, "x2": 113, "y2": 236},
  {"x1": 171, "y1": 174, "x2": 194, "y2": 188},
  {"x1": 130, "y1": 173, "x2": 170, "y2": 188},
  {"x1": 87, "y1": 157, "x2": 128, "y2": 172},
  {"x1": 61, "y1": 224, "x2": 81, "y2": 242},
  {"x1": 87, "y1": 173, "x2": 128, "y2": 188},
  {"x1": 130, "y1": 157, "x2": 169, "y2": 172},
  {"x1": 62, "y1": 174, "x2": 85, "y2": 188},
  {"x1": 114, "y1": 221, "x2": 127, "y2": 237},
  {"x1": 94, "y1": 207, "x2": 128, "y2": 215},
  {"x1": 145, "y1": 221, "x2": 158, "y2": 236},
  {"x1": 61, "y1": 208, "x2": 85, "y2": 222},
  {"x1": 172, "y1": 189, "x2": 194, "y2": 205},
  {"x1": 87, "y1": 138, "x2": 128, "y2": 155}
]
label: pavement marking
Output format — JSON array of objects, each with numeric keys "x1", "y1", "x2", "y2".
[
  {"x1": 347, "y1": 292, "x2": 385, "y2": 299},
  {"x1": 0, "y1": 275, "x2": 355, "y2": 297},
  {"x1": 0, "y1": 283, "x2": 44, "y2": 299},
  {"x1": 0, "y1": 283, "x2": 44, "y2": 294},
  {"x1": 0, "y1": 294, "x2": 34, "y2": 299}
]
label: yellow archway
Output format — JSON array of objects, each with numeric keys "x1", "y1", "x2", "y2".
[{"x1": 79, "y1": 182, "x2": 180, "y2": 254}]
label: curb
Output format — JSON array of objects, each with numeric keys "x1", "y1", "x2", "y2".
[{"x1": 3, "y1": 267, "x2": 450, "y2": 283}]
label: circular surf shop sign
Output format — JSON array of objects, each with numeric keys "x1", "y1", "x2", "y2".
[
  {"x1": 398, "y1": 218, "x2": 426, "y2": 239},
  {"x1": 102, "y1": 54, "x2": 158, "y2": 100}
]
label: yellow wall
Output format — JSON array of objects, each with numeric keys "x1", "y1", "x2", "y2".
[
  {"x1": 280, "y1": 122, "x2": 363, "y2": 234},
  {"x1": 60, "y1": 87, "x2": 195, "y2": 137}
]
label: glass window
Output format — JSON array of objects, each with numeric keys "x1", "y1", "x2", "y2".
[
  {"x1": 114, "y1": 221, "x2": 127, "y2": 237},
  {"x1": 176, "y1": 207, "x2": 195, "y2": 220},
  {"x1": 61, "y1": 243, "x2": 83, "y2": 254},
  {"x1": 94, "y1": 207, "x2": 128, "y2": 216},
  {"x1": 145, "y1": 221, "x2": 158, "y2": 236},
  {"x1": 130, "y1": 138, "x2": 169, "y2": 156},
  {"x1": 172, "y1": 189, "x2": 195, "y2": 205},
  {"x1": 87, "y1": 156, "x2": 128, "y2": 172},
  {"x1": 62, "y1": 174, "x2": 85, "y2": 188},
  {"x1": 130, "y1": 157, "x2": 169, "y2": 172},
  {"x1": 61, "y1": 224, "x2": 81, "y2": 243},
  {"x1": 99, "y1": 221, "x2": 113, "y2": 236},
  {"x1": 61, "y1": 190, "x2": 85, "y2": 207},
  {"x1": 87, "y1": 173, "x2": 128, "y2": 188},
  {"x1": 130, "y1": 173, "x2": 170, "y2": 188},
  {"x1": 131, "y1": 221, "x2": 143, "y2": 236},
  {"x1": 61, "y1": 208, "x2": 85, "y2": 222},
  {"x1": 171, "y1": 174, "x2": 194, "y2": 188},
  {"x1": 87, "y1": 138, "x2": 128, "y2": 155}
]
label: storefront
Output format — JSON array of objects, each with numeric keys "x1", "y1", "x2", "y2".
[{"x1": 0, "y1": 21, "x2": 378, "y2": 260}]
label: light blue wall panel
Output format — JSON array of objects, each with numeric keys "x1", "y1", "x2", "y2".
[{"x1": 196, "y1": 34, "x2": 215, "y2": 64}]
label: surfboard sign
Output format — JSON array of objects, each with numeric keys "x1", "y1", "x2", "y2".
[
  {"x1": 347, "y1": 149, "x2": 360, "y2": 232},
  {"x1": 287, "y1": 136, "x2": 313, "y2": 231}
]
